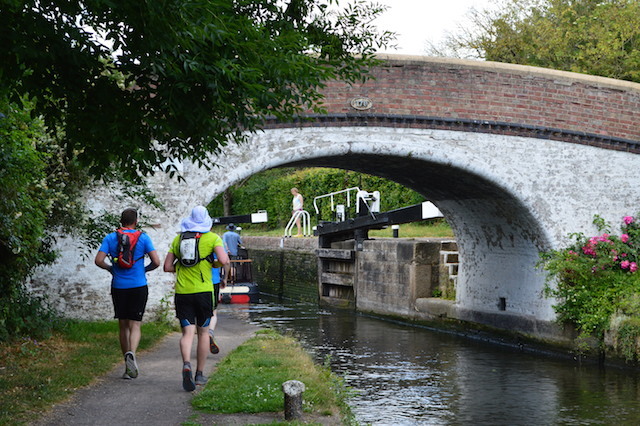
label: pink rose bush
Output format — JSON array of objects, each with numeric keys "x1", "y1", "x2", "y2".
[
  {"x1": 574, "y1": 217, "x2": 639, "y2": 273},
  {"x1": 540, "y1": 214, "x2": 640, "y2": 345}
]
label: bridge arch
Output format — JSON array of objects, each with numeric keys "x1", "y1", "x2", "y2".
[
  {"x1": 199, "y1": 125, "x2": 637, "y2": 325},
  {"x1": 31, "y1": 55, "x2": 640, "y2": 339}
]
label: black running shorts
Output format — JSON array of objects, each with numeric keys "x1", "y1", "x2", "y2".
[
  {"x1": 213, "y1": 283, "x2": 220, "y2": 310},
  {"x1": 111, "y1": 286, "x2": 149, "y2": 321},
  {"x1": 175, "y1": 292, "x2": 213, "y2": 327}
]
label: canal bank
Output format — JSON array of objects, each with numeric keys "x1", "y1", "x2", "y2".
[
  {"x1": 242, "y1": 236, "x2": 634, "y2": 366},
  {"x1": 245, "y1": 236, "x2": 461, "y2": 312},
  {"x1": 246, "y1": 298, "x2": 640, "y2": 425}
]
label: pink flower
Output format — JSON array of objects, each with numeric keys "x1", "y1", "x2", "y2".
[
  {"x1": 621, "y1": 260, "x2": 630, "y2": 269},
  {"x1": 621, "y1": 253, "x2": 628, "y2": 257},
  {"x1": 624, "y1": 216, "x2": 634, "y2": 225},
  {"x1": 631, "y1": 262, "x2": 638, "y2": 273},
  {"x1": 621, "y1": 234, "x2": 630, "y2": 243},
  {"x1": 598, "y1": 233, "x2": 610, "y2": 242}
]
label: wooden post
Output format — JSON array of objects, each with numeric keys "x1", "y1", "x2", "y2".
[{"x1": 282, "y1": 380, "x2": 306, "y2": 420}]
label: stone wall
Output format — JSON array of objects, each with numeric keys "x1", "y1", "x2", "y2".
[
  {"x1": 245, "y1": 236, "x2": 567, "y2": 343},
  {"x1": 243, "y1": 236, "x2": 457, "y2": 314},
  {"x1": 354, "y1": 239, "x2": 446, "y2": 317},
  {"x1": 244, "y1": 237, "x2": 318, "y2": 303}
]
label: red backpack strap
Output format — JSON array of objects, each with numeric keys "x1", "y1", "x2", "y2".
[{"x1": 127, "y1": 230, "x2": 143, "y2": 245}]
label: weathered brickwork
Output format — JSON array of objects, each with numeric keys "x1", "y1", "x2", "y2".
[{"x1": 266, "y1": 56, "x2": 640, "y2": 152}]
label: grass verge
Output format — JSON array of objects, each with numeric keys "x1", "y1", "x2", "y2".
[
  {"x1": 0, "y1": 320, "x2": 174, "y2": 425},
  {"x1": 192, "y1": 328, "x2": 355, "y2": 424},
  {"x1": 368, "y1": 220, "x2": 454, "y2": 238},
  {"x1": 213, "y1": 219, "x2": 454, "y2": 239}
]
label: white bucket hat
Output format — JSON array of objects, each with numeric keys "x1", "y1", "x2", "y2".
[{"x1": 180, "y1": 206, "x2": 213, "y2": 233}]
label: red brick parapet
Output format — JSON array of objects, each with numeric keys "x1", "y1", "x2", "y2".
[{"x1": 264, "y1": 54, "x2": 640, "y2": 153}]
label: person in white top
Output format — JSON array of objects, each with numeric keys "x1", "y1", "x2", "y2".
[{"x1": 291, "y1": 187, "x2": 304, "y2": 237}]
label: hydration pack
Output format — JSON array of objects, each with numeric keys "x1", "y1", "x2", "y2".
[
  {"x1": 179, "y1": 232, "x2": 203, "y2": 267},
  {"x1": 114, "y1": 228, "x2": 143, "y2": 269}
]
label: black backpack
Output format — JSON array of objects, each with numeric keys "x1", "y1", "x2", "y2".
[{"x1": 179, "y1": 232, "x2": 203, "y2": 267}]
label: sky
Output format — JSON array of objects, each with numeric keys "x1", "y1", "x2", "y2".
[{"x1": 373, "y1": 0, "x2": 497, "y2": 56}]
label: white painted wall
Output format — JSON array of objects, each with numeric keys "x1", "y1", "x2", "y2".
[{"x1": 29, "y1": 127, "x2": 640, "y2": 325}]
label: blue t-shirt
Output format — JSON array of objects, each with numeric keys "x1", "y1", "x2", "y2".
[
  {"x1": 211, "y1": 254, "x2": 221, "y2": 285},
  {"x1": 99, "y1": 230, "x2": 155, "y2": 289},
  {"x1": 223, "y1": 231, "x2": 242, "y2": 256},
  {"x1": 212, "y1": 266, "x2": 221, "y2": 285}
]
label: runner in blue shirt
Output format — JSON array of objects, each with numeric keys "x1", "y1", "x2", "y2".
[{"x1": 95, "y1": 208, "x2": 160, "y2": 379}]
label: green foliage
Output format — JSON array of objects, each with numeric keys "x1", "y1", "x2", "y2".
[
  {"x1": 0, "y1": 93, "x2": 104, "y2": 341},
  {"x1": 432, "y1": 0, "x2": 640, "y2": 83},
  {"x1": 0, "y1": 96, "x2": 53, "y2": 291},
  {"x1": 615, "y1": 317, "x2": 640, "y2": 362},
  {"x1": 208, "y1": 167, "x2": 426, "y2": 228},
  {"x1": 0, "y1": 95, "x2": 66, "y2": 341},
  {"x1": 540, "y1": 214, "x2": 640, "y2": 347},
  {"x1": 0, "y1": 284, "x2": 60, "y2": 342},
  {"x1": 146, "y1": 291, "x2": 179, "y2": 330},
  {"x1": 0, "y1": 0, "x2": 394, "y2": 182}
]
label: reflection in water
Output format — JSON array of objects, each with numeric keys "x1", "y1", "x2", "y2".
[{"x1": 221, "y1": 299, "x2": 640, "y2": 425}]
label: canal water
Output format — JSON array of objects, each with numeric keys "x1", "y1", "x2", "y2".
[{"x1": 222, "y1": 297, "x2": 640, "y2": 425}]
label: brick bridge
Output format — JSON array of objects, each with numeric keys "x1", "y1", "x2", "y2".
[{"x1": 33, "y1": 55, "x2": 640, "y2": 340}]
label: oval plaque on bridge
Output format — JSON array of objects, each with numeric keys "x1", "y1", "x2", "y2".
[{"x1": 350, "y1": 97, "x2": 373, "y2": 111}]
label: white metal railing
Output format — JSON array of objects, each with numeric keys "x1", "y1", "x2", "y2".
[
  {"x1": 313, "y1": 187, "x2": 361, "y2": 218},
  {"x1": 313, "y1": 187, "x2": 381, "y2": 221},
  {"x1": 284, "y1": 209, "x2": 311, "y2": 237}
]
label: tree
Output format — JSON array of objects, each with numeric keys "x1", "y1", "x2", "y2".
[
  {"x1": 0, "y1": 1, "x2": 393, "y2": 339},
  {"x1": 0, "y1": 93, "x2": 85, "y2": 340},
  {"x1": 429, "y1": 0, "x2": 640, "y2": 83},
  {"x1": 0, "y1": 0, "x2": 393, "y2": 182},
  {"x1": 208, "y1": 167, "x2": 426, "y2": 228}
]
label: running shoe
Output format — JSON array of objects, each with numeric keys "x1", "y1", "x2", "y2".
[
  {"x1": 182, "y1": 365, "x2": 196, "y2": 392},
  {"x1": 209, "y1": 330, "x2": 220, "y2": 354},
  {"x1": 195, "y1": 371, "x2": 208, "y2": 386},
  {"x1": 124, "y1": 351, "x2": 139, "y2": 378},
  {"x1": 122, "y1": 372, "x2": 132, "y2": 380}
]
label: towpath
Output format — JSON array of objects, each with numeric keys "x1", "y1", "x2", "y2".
[{"x1": 33, "y1": 308, "x2": 288, "y2": 425}]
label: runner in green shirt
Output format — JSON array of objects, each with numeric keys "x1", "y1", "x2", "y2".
[{"x1": 164, "y1": 206, "x2": 230, "y2": 391}]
